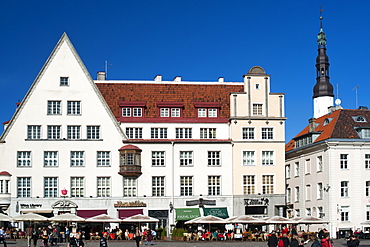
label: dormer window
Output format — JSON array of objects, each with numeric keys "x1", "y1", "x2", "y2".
[
  {"x1": 157, "y1": 102, "x2": 184, "y2": 118},
  {"x1": 119, "y1": 102, "x2": 146, "y2": 118},
  {"x1": 323, "y1": 118, "x2": 332, "y2": 126},
  {"x1": 194, "y1": 102, "x2": 221, "y2": 118},
  {"x1": 353, "y1": 115, "x2": 367, "y2": 122},
  {"x1": 355, "y1": 127, "x2": 370, "y2": 138}
]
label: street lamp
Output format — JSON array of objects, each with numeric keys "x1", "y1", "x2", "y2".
[{"x1": 169, "y1": 202, "x2": 174, "y2": 213}]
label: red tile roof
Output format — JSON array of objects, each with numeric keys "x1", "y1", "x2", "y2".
[
  {"x1": 96, "y1": 82, "x2": 244, "y2": 122},
  {"x1": 286, "y1": 109, "x2": 370, "y2": 152},
  {"x1": 118, "y1": 145, "x2": 142, "y2": 151},
  {"x1": 0, "y1": 171, "x2": 11, "y2": 176}
]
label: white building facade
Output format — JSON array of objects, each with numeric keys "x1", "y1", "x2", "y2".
[{"x1": 0, "y1": 33, "x2": 286, "y2": 232}]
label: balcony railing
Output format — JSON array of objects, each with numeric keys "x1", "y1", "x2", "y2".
[{"x1": 118, "y1": 164, "x2": 142, "y2": 178}]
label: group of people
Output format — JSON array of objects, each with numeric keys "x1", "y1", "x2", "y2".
[{"x1": 266, "y1": 227, "x2": 361, "y2": 247}]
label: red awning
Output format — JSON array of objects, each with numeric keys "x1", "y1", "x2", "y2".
[
  {"x1": 118, "y1": 209, "x2": 143, "y2": 219},
  {"x1": 77, "y1": 209, "x2": 107, "y2": 219}
]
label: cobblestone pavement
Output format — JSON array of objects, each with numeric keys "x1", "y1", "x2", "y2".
[{"x1": 5, "y1": 239, "x2": 370, "y2": 247}]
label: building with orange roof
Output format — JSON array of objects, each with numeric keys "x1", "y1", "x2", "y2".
[{"x1": 285, "y1": 16, "x2": 370, "y2": 236}]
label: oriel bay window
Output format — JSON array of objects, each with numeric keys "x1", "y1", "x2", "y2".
[{"x1": 118, "y1": 145, "x2": 142, "y2": 178}]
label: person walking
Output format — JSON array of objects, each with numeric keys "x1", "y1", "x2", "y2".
[
  {"x1": 25, "y1": 225, "x2": 33, "y2": 247},
  {"x1": 134, "y1": 227, "x2": 142, "y2": 247},
  {"x1": 145, "y1": 228, "x2": 154, "y2": 245},
  {"x1": 67, "y1": 233, "x2": 84, "y2": 247},
  {"x1": 32, "y1": 228, "x2": 40, "y2": 247},
  {"x1": 0, "y1": 227, "x2": 7, "y2": 247},
  {"x1": 268, "y1": 231, "x2": 278, "y2": 247},
  {"x1": 99, "y1": 232, "x2": 108, "y2": 247}
]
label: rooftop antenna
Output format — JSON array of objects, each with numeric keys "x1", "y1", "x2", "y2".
[
  {"x1": 352, "y1": 85, "x2": 360, "y2": 109},
  {"x1": 105, "y1": 60, "x2": 112, "y2": 79},
  {"x1": 320, "y1": 5, "x2": 324, "y2": 28}
]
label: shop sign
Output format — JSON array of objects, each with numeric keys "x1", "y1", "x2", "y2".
[
  {"x1": 244, "y1": 198, "x2": 269, "y2": 206},
  {"x1": 20, "y1": 204, "x2": 42, "y2": 209},
  {"x1": 114, "y1": 200, "x2": 147, "y2": 207}
]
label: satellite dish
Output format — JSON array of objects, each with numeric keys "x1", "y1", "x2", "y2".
[{"x1": 335, "y1": 98, "x2": 341, "y2": 106}]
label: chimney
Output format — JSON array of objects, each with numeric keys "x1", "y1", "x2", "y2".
[
  {"x1": 173, "y1": 76, "x2": 181, "y2": 82},
  {"x1": 309, "y1": 118, "x2": 316, "y2": 132},
  {"x1": 97, "y1": 71, "x2": 106, "y2": 80},
  {"x1": 359, "y1": 106, "x2": 368, "y2": 110},
  {"x1": 154, "y1": 75, "x2": 162, "y2": 82},
  {"x1": 218, "y1": 77, "x2": 224, "y2": 82}
]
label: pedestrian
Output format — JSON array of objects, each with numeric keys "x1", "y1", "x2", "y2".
[
  {"x1": 145, "y1": 228, "x2": 154, "y2": 245},
  {"x1": 67, "y1": 233, "x2": 84, "y2": 247},
  {"x1": 32, "y1": 228, "x2": 39, "y2": 247},
  {"x1": 25, "y1": 225, "x2": 33, "y2": 247},
  {"x1": 280, "y1": 233, "x2": 290, "y2": 247},
  {"x1": 99, "y1": 232, "x2": 108, "y2": 247},
  {"x1": 290, "y1": 235, "x2": 301, "y2": 247},
  {"x1": 321, "y1": 233, "x2": 333, "y2": 247},
  {"x1": 134, "y1": 227, "x2": 142, "y2": 247},
  {"x1": 310, "y1": 235, "x2": 321, "y2": 247},
  {"x1": 347, "y1": 235, "x2": 360, "y2": 247},
  {"x1": 0, "y1": 227, "x2": 7, "y2": 247},
  {"x1": 268, "y1": 231, "x2": 278, "y2": 247}
]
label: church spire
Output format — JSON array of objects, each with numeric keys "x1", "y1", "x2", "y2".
[{"x1": 313, "y1": 10, "x2": 334, "y2": 118}]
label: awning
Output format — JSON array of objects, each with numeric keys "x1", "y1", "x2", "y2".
[
  {"x1": 77, "y1": 209, "x2": 107, "y2": 219},
  {"x1": 203, "y1": 207, "x2": 229, "y2": 219},
  {"x1": 175, "y1": 208, "x2": 201, "y2": 221},
  {"x1": 118, "y1": 209, "x2": 143, "y2": 219},
  {"x1": 21, "y1": 210, "x2": 53, "y2": 214}
]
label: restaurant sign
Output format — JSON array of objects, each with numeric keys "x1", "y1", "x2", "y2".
[
  {"x1": 114, "y1": 200, "x2": 147, "y2": 207},
  {"x1": 244, "y1": 198, "x2": 269, "y2": 206},
  {"x1": 20, "y1": 203, "x2": 42, "y2": 209}
]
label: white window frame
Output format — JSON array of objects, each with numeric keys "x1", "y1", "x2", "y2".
[
  {"x1": 243, "y1": 175, "x2": 255, "y2": 195},
  {"x1": 27, "y1": 125, "x2": 41, "y2": 139},
  {"x1": 286, "y1": 188, "x2": 291, "y2": 203},
  {"x1": 71, "y1": 151, "x2": 84, "y2": 167},
  {"x1": 317, "y1": 156, "x2": 323, "y2": 172},
  {"x1": 306, "y1": 184, "x2": 311, "y2": 201},
  {"x1": 47, "y1": 125, "x2": 61, "y2": 139},
  {"x1": 17, "y1": 151, "x2": 31, "y2": 167},
  {"x1": 366, "y1": 181, "x2": 370, "y2": 197},
  {"x1": 243, "y1": 151, "x2": 255, "y2": 166},
  {"x1": 17, "y1": 177, "x2": 31, "y2": 198},
  {"x1": 208, "y1": 151, "x2": 221, "y2": 166},
  {"x1": 67, "y1": 126, "x2": 81, "y2": 140},
  {"x1": 340, "y1": 154, "x2": 348, "y2": 170},
  {"x1": 208, "y1": 109, "x2": 217, "y2": 117},
  {"x1": 44, "y1": 177, "x2": 58, "y2": 198},
  {"x1": 97, "y1": 151, "x2": 110, "y2": 167},
  {"x1": 97, "y1": 177, "x2": 111, "y2": 197},
  {"x1": 87, "y1": 126, "x2": 100, "y2": 139},
  {"x1": 242, "y1": 127, "x2": 255, "y2": 140},
  {"x1": 366, "y1": 154, "x2": 370, "y2": 169},
  {"x1": 341, "y1": 181, "x2": 349, "y2": 197},
  {"x1": 160, "y1": 108, "x2": 169, "y2": 117},
  {"x1": 340, "y1": 206, "x2": 349, "y2": 222},
  {"x1": 71, "y1": 177, "x2": 84, "y2": 197},
  {"x1": 123, "y1": 177, "x2": 137, "y2": 197},
  {"x1": 262, "y1": 175, "x2": 274, "y2": 194},
  {"x1": 261, "y1": 150, "x2": 274, "y2": 166},
  {"x1": 152, "y1": 151, "x2": 165, "y2": 167},
  {"x1": 198, "y1": 108, "x2": 207, "y2": 117},
  {"x1": 252, "y1": 103, "x2": 263, "y2": 116},
  {"x1": 180, "y1": 176, "x2": 193, "y2": 196},
  {"x1": 208, "y1": 176, "x2": 221, "y2": 196},
  {"x1": 60, "y1": 77, "x2": 69, "y2": 86},
  {"x1": 295, "y1": 186, "x2": 300, "y2": 202},
  {"x1": 294, "y1": 162, "x2": 300, "y2": 177},
  {"x1": 0, "y1": 179, "x2": 10, "y2": 194},
  {"x1": 200, "y1": 128, "x2": 216, "y2": 139},
  {"x1": 317, "y1": 183, "x2": 323, "y2": 200},
  {"x1": 151, "y1": 128, "x2": 167, "y2": 139},
  {"x1": 176, "y1": 128, "x2": 192, "y2": 139},
  {"x1": 305, "y1": 159, "x2": 311, "y2": 174},
  {"x1": 126, "y1": 127, "x2": 143, "y2": 139},
  {"x1": 366, "y1": 205, "x2": 370, "y2": 221},
  {"x1": 47, "y1": 101, "x2": 61, "y2": 115},
  {"x1": 261, "y1": 127, "x2": 274, "y2": 140},
  {"x1": 171, "y1": 108, "x2": 180, "y2": 117},
  {"x1": 133, "y1": 108, "x2": 142, "y2": 117},
  {"x1": 122, "y1": 108, "x2": 131, "y2": 117},
  {"x1": 286, "y1": 164, "x2": 291, "y2": 179},
  {"x1": 180, "y1": 151, "x2": 193, "y2": 166},
  {"x1": 67, "y1": 101, "x2": 81, "y2": 115},
  {"x1": 306, "y1": 208, "x2": 312, "y2": 216},
  {"x1": 152, "y1": 176, "x2": 165, "y2": 197},
  {"x1": 44, "y1": 151, "x2": 58, "y2": 167}
]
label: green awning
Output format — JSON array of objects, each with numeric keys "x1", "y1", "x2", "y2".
[
  {"x1": 203, "y1": 207, "x2": 229, "y2": 219},
  {"x1": 175, "y1": 208, "x2": 201, "y2": 221}
]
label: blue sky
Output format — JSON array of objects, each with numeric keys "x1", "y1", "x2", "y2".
[{"x1": 1, "y1": 0, "x2": 369, "y2": 141}]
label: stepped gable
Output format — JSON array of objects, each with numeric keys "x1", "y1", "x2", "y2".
[
  {"x1": 97, "y1": 83, "x2": 244, "y2": 119},
  {"x1": 286, "y1": 109, "x2": 370, "y2": 152}
]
